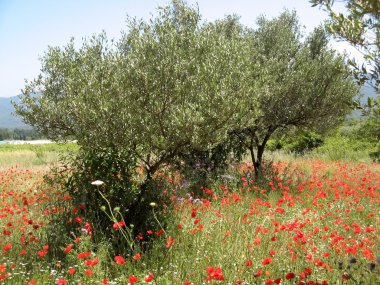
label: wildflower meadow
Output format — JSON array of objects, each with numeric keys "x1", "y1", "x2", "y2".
[{"x1": 0, "y1": 157, "x2": 379, "y2": 284}]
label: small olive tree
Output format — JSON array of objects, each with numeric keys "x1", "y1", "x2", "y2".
[{"x1": 231, "y1": 11, "x2": 359, "y2": 176}]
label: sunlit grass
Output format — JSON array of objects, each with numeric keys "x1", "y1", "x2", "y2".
[{"x1": 0, "y1": 143, "x2": 78, "y2": 169}]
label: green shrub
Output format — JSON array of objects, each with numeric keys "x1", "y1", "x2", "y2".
[
  {"x1": 281, "y1": 131, "x2": 324, "y2": 154},
  {"x1": 45, "y1": 147, "x2": 172, "y2": 256},
  {"x1": 313, "y1": 134, "x2": 376, "y2": 161},
  {"x1": 369, "y1": 142, "x2": 380, "y2": 162}
]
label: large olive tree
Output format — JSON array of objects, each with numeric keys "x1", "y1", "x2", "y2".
[{"x1": 14, "y1": 1, "x2": 257, "y2": 240}]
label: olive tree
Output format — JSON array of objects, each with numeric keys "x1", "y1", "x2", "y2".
[
  {"x1": 15, "y1": 1, "x2": 257, "y2": 240},
  {"x1": 231, "y1": 11, "x2": 358, "y2": 176}
]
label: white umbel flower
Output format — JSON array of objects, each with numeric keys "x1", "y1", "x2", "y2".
[{"x1": 91, "y1": 180, "x2": 104, "y2": 186}]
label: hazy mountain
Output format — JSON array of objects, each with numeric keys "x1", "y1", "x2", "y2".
[
  {"x1": 350, "y1": 84, "x2": 378, "y2": 118},
  {"x1": 359, "y1": 84, "x2": 377, "y2": 103},
  {"x1": 0, "y1": 96, "x2": 31, "y2": 129}
]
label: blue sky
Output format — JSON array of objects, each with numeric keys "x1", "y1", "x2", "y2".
[{"x1": 0, "y1": 0, "x2": 355, "y2": 97}]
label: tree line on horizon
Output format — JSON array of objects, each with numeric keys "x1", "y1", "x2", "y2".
[{"x1": 0, "y1": 128, "x2": 43, "y2": 141}]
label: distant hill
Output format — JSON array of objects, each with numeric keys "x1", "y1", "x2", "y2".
[{"x1": 0, "y1": 96, "x2": 31, "y2": 129}]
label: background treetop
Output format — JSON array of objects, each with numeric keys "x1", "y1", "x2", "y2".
[{"x1": 310, "y1": 0, "x2": 379, "y2": 91}]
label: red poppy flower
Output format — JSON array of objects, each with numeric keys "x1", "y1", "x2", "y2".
[
  {"x1": 77, "y1": 252, "x2": 91, "y2": 259},
  {"x1": 67, "y1": 268, "x2": 76, "y2": 275},
  {"x1": 85, "y1": 269, "x2": 93, "y2": 277},
  {"x1": 262, "y1": 257, "x2": 272, "y2": 265},
  {"x1": 64, "y1": 244, "x2": 73, "y2": 254},
  {"x1": 129, "y1": 275, "x2": 138, "y2": 284},
  {"x1": 0, "y1": 274, "x2": 10, "y2": 281},
  {"x1": 114, "y1": 255, "x2": 126, "y2": 265},
  {"x1": 113, "y1": 221, "x2": 125, "y2": 229},
  {"x1": 55, "y1": 279, "x2": 68, "y2": 285},
  {"x1": 206, "y1": 267, "x2": 225, "y2": 281},
  {"x1": 342, "y1": 273, "x2": 350, "y2": 280},
  {"x1": 133, "y1": 253, "x2": 141, "y2": 261},
  {"x1": 38, "y1": 250, "x2": 47, "y2": 258},
  {"x1": 84, "y1": 257, "x2": 99, "y2": 266},
  {"x1": 2, "y1": 244, "x2": 12, "y2": 251},
  {"x1": 365, "y1": 226, "x2": 374, "y2": 232},
  {"x1": 254, "y1": 269, "x2": 263, "y2": 277},
  {"x1": 144, "y1": 272, "x2": 154, "y2": 282},
  {"x1": 304, "y1": 267, "x2": 312, "y2": 276},
  {"x1": 75, "y1": 216, "x2": 83, "y2": 223},
  {"x1": 165, "y1": 236, "x2": 174, "y2": 249},
  {"x1": 286, "y1": 272, "x2": 295, "y2": 279}
]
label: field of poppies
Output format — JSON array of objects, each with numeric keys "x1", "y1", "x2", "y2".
[{"x1": 0, "y1": 156, "x2": 379, "y2": 284}]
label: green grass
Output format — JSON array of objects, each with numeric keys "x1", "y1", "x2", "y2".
[{"x1": 266, "y1": 136, "x2": 376, "y2": 164}]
